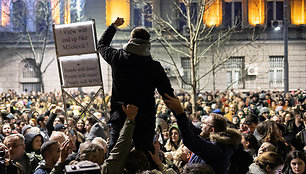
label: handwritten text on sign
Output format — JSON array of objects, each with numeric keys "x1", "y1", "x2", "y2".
[
  {"x1": 59, "y1": 54, "x2": 102, "y2": 87},
  {"x1": 54, "y1": 21, "x2": 96, "y2": 56}
]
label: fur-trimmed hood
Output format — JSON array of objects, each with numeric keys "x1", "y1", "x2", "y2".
[
  {"x1": 123, "y1": 38, "x2": 151, "y2": 56},
  {"x1": 209, "y1": 128, "x2": 242, "y2": 146}
]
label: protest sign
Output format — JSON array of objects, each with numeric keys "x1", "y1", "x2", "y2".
[
  {"x1": 59, "y1": 54, "x2": 102, "y2": 88},
  {"x1": 54, "y1": 21, "x2": 96, "y2": 56}
]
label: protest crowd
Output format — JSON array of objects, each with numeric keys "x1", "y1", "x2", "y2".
[
  {"x1": 1, "y1": 17, "x2": 306, "y2": 174},
  {"x1": 0, "y1": 88, "x2": 305, "y2": 174}
]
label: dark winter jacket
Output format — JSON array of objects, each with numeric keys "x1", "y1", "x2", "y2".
[
  {"x1": 97, "y1": 25, "x2": 174, "y2": 122},
  {"x1": 175, "y1": 113, "x2": 242, "y2": 174},
  {"x1": 34, "y1": 161, "x2": 52, "y2": 174},
  {"x1": 97, "y1": 25, "x2": 174, "y2": 151}
]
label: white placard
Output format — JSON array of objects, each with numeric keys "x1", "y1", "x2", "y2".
[
  {"x1": 59, "y1": 54, "x2": 102, "y2": 87},
  {"x1": 54, "y1": 21, "x2": 96, "y2": 56}
]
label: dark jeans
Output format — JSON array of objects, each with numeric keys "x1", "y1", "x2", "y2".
[{"x1": 107, "y1": 107, "x2": 156, "y2": 155}]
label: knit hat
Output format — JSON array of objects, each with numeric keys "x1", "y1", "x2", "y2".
[{"x1": 259, "y1": 107, "x2": 269, "y2": 115}]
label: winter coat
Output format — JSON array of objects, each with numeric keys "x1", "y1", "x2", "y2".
[
  {"x1": 175, "y1": 113, "x2": 241, "y2": 174},
  {"x1": 34, "y1": 161, "x2": 52, "y2": 174},
  {"x1": 247, "y1": 163, "x2": 267, "y2": 174},
  {"x1": 97, "y1": 25, "x2": 174, "y2": 150},
  {"x1": 15, "y1": 152, "x2": 41, "y2": 174},
  {"x1": 86, "y1": 122, "x2": 107, "y2": 141}
]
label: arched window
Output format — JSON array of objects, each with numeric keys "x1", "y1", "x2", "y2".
[
  {"x1": 36, "y1": 0, "x2": 51, "y2": 33},
  {"x1": 22, "y1": 58, "x2": 39, "y2": 78},
  {"x1": 12, "y1": 0, "x2": 27, "y2": 31},
  {"x1": 21, "y1": 58, "x2": 41, "y2": 92}
]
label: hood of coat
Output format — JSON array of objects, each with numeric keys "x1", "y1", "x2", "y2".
[
  {"x1": 22, "y1": 125, "x2": 32, "y2": 135},
  {"x1": 86, "y1": 123, "x2": 107, "y2": 141},
  {"x1": 209, "y1": 128, "x2": 242, "y2": 146},
  {"x1": 24, "y1": 131, "x2": 43, "y2": 153},
  {"x1": 123, "y1": 38, "x2": 151, "y2": 56}
]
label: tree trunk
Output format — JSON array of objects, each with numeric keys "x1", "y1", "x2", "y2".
[
  {"x1": 190, "y1": 41, "x2": 197, "y2": 114},
  {"x1": 38, "y1": 70, "x2": 44, "y2": 93}
]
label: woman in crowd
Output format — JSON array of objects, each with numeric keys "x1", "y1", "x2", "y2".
[
  {"x1": 283, "y1": 150, "x2": 306, "y2": 174},
  {"x1": 164, "y1": 125, "x2": 182, "y2": 161},
  {"x1": 242, "y1": 132, "x2": 260, "y2": 159},
  {"x1": 256, "y1": 120, "x2": 292, "y2": 159},
  {"x1": 76, "y1": 119, "x2": 86, "y2": 134},
  {"x1": 248, "y1": 151, "x2": 284, "y2": 174}
]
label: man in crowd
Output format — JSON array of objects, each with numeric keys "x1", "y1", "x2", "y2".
[
  {"x1": 34, "y1": 140, "x2": 60, "y2": 174},
  {"x1": 4, "y1": 134, "x2": 38, "y2": 174},
  {"x1": 163, "y1": 94, "x2": 241, "y2": 174},
  {"x1": 51, "y1": 104, "x2": 138, "y2": 174},
  {"x1": 97, "y1": 17, "x2": 174, "y2": 152}
]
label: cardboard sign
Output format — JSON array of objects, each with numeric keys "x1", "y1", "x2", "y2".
[
  {"x1": 59, "y1": 54, "x2": 102, "y2": 87},
  {"x1": 54, "y1": 21, "x2": 96, "y2": 56}
]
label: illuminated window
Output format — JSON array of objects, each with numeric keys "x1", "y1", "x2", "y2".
[
  {"x1": 0, "y1": 1, "x2": 1, "y2": 25},
  {"x1": 1, "y1": 0, "x2": 10, "y2": 26},
  {"x1": 203, "y1": 0, "x2": 222, "y2": 27},
  {"x1": 106, "y1": 0, "x2": 130, "y2": 28},
  {"x1": 36, "y1": 1, "x2": 51, "y2": 33},
  {"x1": 51, "y1": 0, "x2": 60, "y2": 24},
  {"x1": 133, "y1": 2, "x2": 152, "y2": 27},
  {"x1": 224, "y1": 0, "x2": 242, "y2": 27},
  {"x1": 62, "y1": 0, "x2": 71, "y2": 24},
  {"x1": 291, "y1": 0, "x2": 306, "y2": 25},
  {"x1": 248, "y1": 0, "x2": 265, "y2": 26},
  {"x1": 12, "y1": 0, "x2": 27, "y2": 31}
]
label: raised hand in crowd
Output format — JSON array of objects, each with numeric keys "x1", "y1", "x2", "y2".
[
  {"x1": 149, "y1": 140, "x2": 163, "y2": 167},
  {"x1": 163, "y1": 93, "x2": 185, "y2": 115},
  {"x1": 58, "y1": 139, "x2": 73, "y2": 163},
  {"x1": 122, "y1": 104, "x2": 138, "y2": 121}
]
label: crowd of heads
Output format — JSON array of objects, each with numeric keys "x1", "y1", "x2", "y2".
[{"x1": 0, "y1": 88, "x2": 305, "y2": 173}]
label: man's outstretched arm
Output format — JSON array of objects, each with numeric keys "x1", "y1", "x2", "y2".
[{"x1": 97, "y1": 17, "x2": 124, "y2": 64}]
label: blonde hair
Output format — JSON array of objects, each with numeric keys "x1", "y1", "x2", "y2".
[{"x1": 255, "y1": 151, "x2": 283, "y2": 171}]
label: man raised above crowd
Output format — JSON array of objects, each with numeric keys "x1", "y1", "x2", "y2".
[{"x1": 97, "y1": 17, "x2": 174, "y2": 152}]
